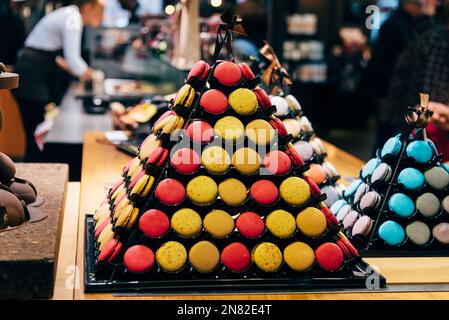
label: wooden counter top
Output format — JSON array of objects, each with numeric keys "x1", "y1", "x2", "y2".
[{"x1": 72, "y1": 132, "x2": 449, "y2": 300}]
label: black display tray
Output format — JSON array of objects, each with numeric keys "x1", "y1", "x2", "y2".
[{"x1": 84, "y1": 215, "x2": 386, "y2": 294}]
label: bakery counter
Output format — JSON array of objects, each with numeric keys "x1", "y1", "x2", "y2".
[{"x1": 72, "y1": 132, "x2": 449, "y2": 299}]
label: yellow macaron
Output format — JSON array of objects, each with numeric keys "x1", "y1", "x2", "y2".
[
  {"x1": 252, "y1": 242, "x2": 283, "y2": 272},
  {"x1": 229, "y1": 88, "x2": 258, "y2": 115},
  {"x1": 171, "y1": 208, "x2": 203, "y2": 238},
  {"x1": 214, "y1": 116, "x2": 245, "y2": 142},
  {"x1": 218, "y1": 178, "x2": 247, "y2": 206},
  {"x1": 203, "y1": 210, "x2": 235, "y2": 239},
  {"x1": 156, "y1": 241, "x2": 187, "y2": 272},
  {"x1": 245, "y1": 119, "x2": 276, "y2": 145},
  {"x1": 186, "y1": 175, "x2": 218, "y2": 205},
  {"x1": 279, "y1": 177, "x2": 311, "y2": 206},
  {"x1": 232, "y1": 147, "x2": 261, "y2": 175},
  {"x1": 266, "y1": 209, "x2": 296, "y2": 238},
  {"x1": 201, "y1": 146, "x2": 231, "y2": 174},
  {"x1": 283, "y1": 241, "x2": 315, "y2": 272},
  {"x1": 189, "y1": 241, "x2": 220, "y2": 273},
  {"x1": 296, "y1": 207, "x2": 327, "y2": 238}
]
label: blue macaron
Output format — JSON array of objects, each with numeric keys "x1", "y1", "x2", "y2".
[
  {"x1": 344, "y1": 179, "x2": 362, "y2": 198},
  {"x1": 427, "y1": 139, "x2": 438, "y2": 156},
  {"x1": 388, "y1": 193, "x2": 415, "y2": 218},
  {"x1": 406, "y1": 140, "x2": 433, "y2": 163},
  {"x1": 330, "y1": 199, "x2": 348, "y2": 215},
  {"x1": 361, "y1": 158, "x2": 381, "y2": 180},
  {"x1": 381, "y1": 137, "x2": 402, "y2": 158},
  {"x1": 398, "y1": 168, "x2": 425, "y2": 190},
  {"x1": 378, "y1": 220, "x2": 406, "y2": 246}
]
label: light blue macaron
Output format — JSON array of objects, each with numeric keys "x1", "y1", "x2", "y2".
[
  {"x1": 427, "y1": 139, "x2": 439, "y2": 156},
  {"x1": 398, "y1": 168, "x2": 425, "y2": 190},
  {"x1": 378, "y1": 220, "x2": 406, "y2": 246},
  {"x1": 406, "y1": 140, "x2": 433, "y2": 163},
  {"x1": 343, "y1": 179, "x2": 362, "y2": 198},
  {"x1": 330, "y1": 199, "x2": 348, "y2": 215},
  {"x1": 381, "y1": 137, "x2": 402, "y2": 158},
  {"x1": 361, "y1": 158, "x2": 381, "y2": 180},
  {"x1": 388, "y1": 193, "x2": 415, "y2": 218}
]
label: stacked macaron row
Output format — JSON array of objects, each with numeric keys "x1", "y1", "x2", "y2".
[
  {"x1": 269, "y1": 94, "x2": 343, "y2": 208},
  {"x1": 0, "y1": 152, "x2": 47, "y2": 230},
  {"x1": 336, "y1": 129, "x2": 449, "y2": 253},
  {"x1": 92, "y1": 59, "x2": 360, "y2": 283}
]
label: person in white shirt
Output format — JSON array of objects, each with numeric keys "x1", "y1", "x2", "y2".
[{"x1": 13, "y1": 0, "x2": 104, "y2": 161}]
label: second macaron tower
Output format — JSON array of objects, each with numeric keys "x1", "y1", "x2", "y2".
[
  {"x1": 336, "y1": 94, "x2": 449, "y2": 256},
  {"x1": 258, "y1": 43, "x2": 343, "y2": 209},
  {"x1": 86, "y1": 16, "x2": 384, "y2": 292}
]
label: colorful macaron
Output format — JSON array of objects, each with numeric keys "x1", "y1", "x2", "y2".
[
  {"x1": 170, "y1": 148, "x2": 201, "y2": 175},
  {"x1": 351, "y1": 215, "x2": 374, "y2": 237},
  {"x1": 342, "y1": 210, "x2": 359, "y2": 229},
  {"x1": 284, "y1": 242, "x2": 315, "y2": 272},
  {"x1": 214, "y1": 116, "x2": 245, "y2": 142},
  {"x1": 189, "y1": 241, "x2": 220, "y2": 273},
  {"x1": 378, "y1": 220, "x2": 406, "y2": 246},
  {"x1": 285, "y1": 95, "x2": 302, "y2": 112},
  {"x1": 218, "y1": 178, "x2": 247, "y2": 206},
  {"x1": 282, "y1": 119, "x2": 301, "y2": 138},
  {"x1": 388, "y1": 193, "x2": 415, "y2": 218},
  {"x1": 114, "y1": 202, "x2": 139, "y2": 230},
  {"x1": 201, "y1": 146, "x2": 231, "y2": 174},
  {"x1": 321, "y1": 185, "x2": 340, "y2": 207},
  {"x1": 424, "y1": 166, "x2": 449, "y2": 190},
  {"x1": 203, "y1": 210, "x2": 234, "y2": 239},
  {"x1": 307, "y1": 164, "x2": 328, "y2": 186},
  {"x1": 361, "y1": 158, "x2": 381, "y2": 180},
  {"x1": 123, "y1": 245, "x2": 155, "y2": 274},
  {"x1": 232, "y1": 147, "x2": 261, "y2": 175},
  {"x1": 252, "y1": 242, "x2": 283, "y2": 272},
  {"x1": 155, "y1": 178, "x2": 186, "y2": 206},
  {"x1": 370, "y1": 163, "x2": 393, "y2": 185},
  {"x1": 186, "y1": 60, "x2": 210, "y2": 84},
  {"x1": 213, "y1": 61, "x2": 242, "y2": 87},
  {"x1": 139, "y1": 134, "x2": 162, "y2": 161},
  {"x1": 296, "y1": 207, "x2": 327, "y2": 238},
  {"x1": 171, "y1": 208, "x2": 202, "y2": 238},
  {"x1": 200, "y1": 89, "x2": 228, "y2": 114},
  {"x1": 156, "y1": 241, "x2": 188, "y2": 272},
  {"x1": 249, "y1": 180, "x2": 279, "y2": 205},
  {"x1": 406, "y1": 140, "x2": 433, "y2": 163},
  {"x1": 229, "y1": 88, "x2": 258, "y2": 115},
  {"x1": 139, "y1": 209, "x2": 170, "y2": 238},
  {"x1": 279, "y1": 177, "x2": 311, "y2": 206},
  {"x1": 186, "y1": 175, "x2": 218, "y2": 205},
  {"x1": 344, "y1": 179, "x2": 363, "y2": 199},
  {"x1": 262, "y1": 150, "x2": 292, "y2": 175},
  {"x1": 185, "y1": 120, "x2": 215, "y2": 145},
  {"x1": 315, "y1": 242, "x2": 344, "y2": 272},
  {"x1": 98, "y1": 239, "x2": 122, "y2": 263},
  {"x1": 266, "y1": 209, "x2": 296, "y2": 239},
  {"x1": 432, "y1": 223, "x2": 449, "y2": 244},
  {"x1": 381, "y1": 136, "x2": 402, "y2": 158},
  {"x1": 270, "y1": 96, "x2": 290, "y2": 116},
  {"x1": 221, "y1": 242, "x2": 251, "y2": 272},
  {"x1": 359, "y1": 191, "x2": 382, "y2": 211},
  {"x1": 236, "y1": 212, "x2": 265, "y2": 238},
  {"x1": 406, "y1": 221, "x2": 431, "y2": 246},
  {"x1": 129, "y1": 173, "x2": 155, "y2": 198},
  {"x1": 416, "y1": 193, "x2": 440, "y2": 218},
  {"x1": 398, "y1": 167, "x2": 426, "y2": 191},
  {"x1": 293, "y1": 141, "x2": 314, "y2": 162},
  {"x1": 330, "y1": 199, "x2": 348, "y2": 215},
  {"x1": 245, "y1": 119, "x2": 275, "y2": 145}
]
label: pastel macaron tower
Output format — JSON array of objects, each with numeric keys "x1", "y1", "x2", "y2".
[
  {"x1": 337, "y1": 127, "x2": 449, "y2": 255},
  {"x1": 88, "y1": 22, "x2": 378, "y2": 290}
]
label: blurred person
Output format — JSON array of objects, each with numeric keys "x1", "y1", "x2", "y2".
[
  {"x1": 0, "y1": 0, "x2": 26, "y2": 65},
  {"x1": 13, "y1": 0, "x2": 104, "y2": 161},
  {"x1": 385, "y1": 0, "x2": 449, "y2": 160},
  {"x1": 370, "y1": 0, "x2": 437, "y2": 152}
]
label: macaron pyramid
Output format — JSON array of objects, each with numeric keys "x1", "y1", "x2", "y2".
[
  {"x1": 86, "y1": 14, "x2": 382, "y2": 291},
  {"x1": 258, "y1": 43, "x2": 343, "y2": 209},
  {"x1": 336, "y1": 94, "x2": 449, "y2": 255}
]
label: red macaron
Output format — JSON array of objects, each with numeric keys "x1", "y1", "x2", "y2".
[
  {"x1": 303, "y1": 176, "x2": 321, "y2": 198},
  {"x1": 200, "y1": 89, "x2": 229, "y2": 114},
  {"x1": 236, "y1": 212, "x2": 265, "y2": 239},
  {"x1": 221, "y1": 242, "x2": 251, "y2": 272},
  {"x1": 262, "y1": 150, "x2": 292, "y2": 175},
  {"x1": 185, "y1": 120, "x2": 215, "y2": 145},
  {"x1": 155, "y1": 178, "x2": 186, "y2": 206},
  {"x1": 213, "y1": 61, "x2": 242, "y2": 86},
  {"x1": 254, "y1": 87, "x2": 271, "y2": 110},
  {"x1": 95, "y1": 218, "x2": 111, "y2": 239},
  {"x1": 139, "y1": 209, "x2": 170, "y2": 238},
  {"x1": 123, "y1": 245, "x2": 155, "y2": 274},
  {"x1": 170, "y1": 148, "x2": 201, "y2": 175},
  {"x1": 146, "y1": 147, "x2": 169, "y2": 168},
  {"x1": 187, "y1": 60, "x2": 211, "y2": 82},
  {"x1": 269, "y1": 117, "x2": 288, "y2": 138},
  {"x1": 315, "y1": 242, "x2": 344, "y2": 272},
  {"x1": 239, "y1": 63, "x2": 256, "y2": 80},
  {"x1": 98, "y1": 239, "x2": 122, "y2": 263},
  {"x1": 250, "y1": 180, "x2": 279, "y2": 205},
  {"x1": 285, "y1": 146, "x2": 305, "y2": 166}
]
